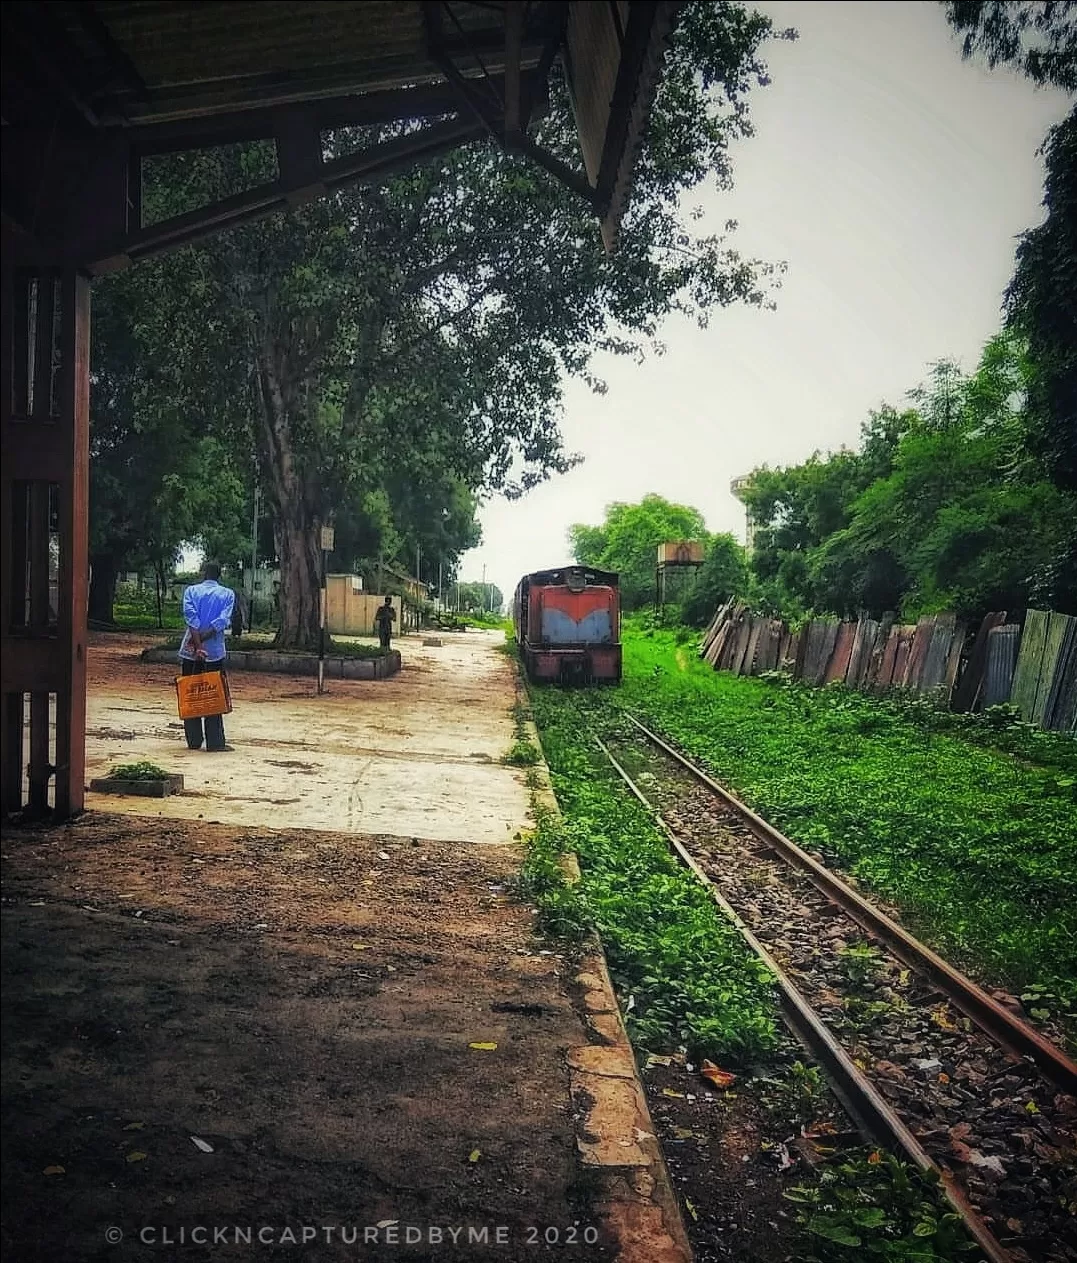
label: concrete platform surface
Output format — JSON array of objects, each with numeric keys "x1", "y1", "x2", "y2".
[{"x1": 84, "y1": 631, "x2": 530, "y2": 844}]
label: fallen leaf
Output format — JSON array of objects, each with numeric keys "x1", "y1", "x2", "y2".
[
  {"x1": 684, "y1": 1198, "x2": 698, "y2": 1222},
  {"x1": 671, "y1": 1127, "x2": 697, "y2": 1140},
  {"x1": 469, "y1": 1041, "x2": 497, "y2": 1051},
  {"x1": 969, "y1": 1150, "x2": 1006, "y2": 1177},
  {"x1": 867, "y1": 1151, "x2": 881, "y2": 1164},
  {"x1": 122, "y1": 1122, "x2": 145, "y2": 1132},
  {"x1": 468, "y1": 1149, "x2": 481, "y2": 1164},
  {"x1": 699, "y1": 1060, "x2": 736, "y2": 1089},
  {"x1": 949, "y1": 1122, "x2": 972, "y2": 1142},
  {"x1": 125, "y1": 1151, "x2": 148, "y2": 1163},
  {"x1": 1024, "y1": 1100, "x2": 1040, "y2": 1115},
  {"x1": 43, "y1": 1165, "x2": 65, "y2": 1176},
  {"x1": 632, "y1": 1128, "x2": 655, "y2": 1142},
  {"x1": 190, "y1": 1136, "x2": 214, "y2": 1154},
  {"x1": 661, "y1": 1088, "x2": 685, "y2": 1098},
  {"x1": 646, "y1": 1055, "x2": 673, "y2": 1068},
  {"x1": 378, "y1": 850, "x2": 390, "y2": 861},
  {"x1": 931, "y1": 1005, "x2": 957, "y2": 1032},
  {"x1": 873, "y1": 1060, "x2": 907, "y2": 1082},
  {"x1": 937, "y1": 1072, "x2": 950, "y2": 1084},
  {"x1": 376, "y1": 1220, "x2": 399, "y2": 1230}
]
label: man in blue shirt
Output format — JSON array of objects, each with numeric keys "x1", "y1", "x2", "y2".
[{"x1": 179, "y1": 561, "x2": 236, "y2": 752}]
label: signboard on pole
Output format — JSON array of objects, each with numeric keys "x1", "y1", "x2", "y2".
[{"x1": 320, "y1": 525, "x2": 335, "y2": 552}]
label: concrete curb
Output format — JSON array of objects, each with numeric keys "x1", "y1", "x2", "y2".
[
  {"x1": 140, "y1": 646, "x2": 402, "y2": 680},
  {"x1": 518, "y1": 695, "x2": 693, "y2": 1263}
]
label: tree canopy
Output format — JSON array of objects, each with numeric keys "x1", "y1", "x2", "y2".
[
  {"x1": 741, "y1": 333, "x2": 1075, "y2": 622},
  {"x1": 569, "y1": 494, "x2": 712, "y2": 609},
  {"x1": 944, "y1": 1, "x2": 1077, "y2": 91},
  {"x1": 94, "y1": 2, "x2": 793, "y2": 647}
]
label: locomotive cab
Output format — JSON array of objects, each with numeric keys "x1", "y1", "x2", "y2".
[{"x1": 513, "y1": 566, "x2": 622, "y2": 684}]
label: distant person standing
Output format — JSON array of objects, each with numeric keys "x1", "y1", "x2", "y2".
[
  {"x1": 374, "y1": 596, "x2": 397, "y2": 651},
  {"x1": 179, "y1": 562, "x2": 236, "y2": 752}
]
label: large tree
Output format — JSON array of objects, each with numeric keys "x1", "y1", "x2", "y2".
[
  {"x1": 569, "y1": 493, "x2": 712, "y2": 609},
  {"x1": 944, "y1": 1, "x2": 1077, "y2": 603},
  {"x1": 743, "y1": 334, "x2": 1075, "y2": 621},
  {"x1": 89, "y1": 265, "x2": 250, "y2": 622},
  {"x1": 123, "y1": 2, "x2": 791, "y2": 649}
]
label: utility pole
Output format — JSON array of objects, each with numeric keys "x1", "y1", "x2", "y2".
[
  {"x1": 250, "y1": 481, "x2": 258, "y2": 627},
  {"x1": 318, "y1": 523, "x2": 334, "y2": 695},
  {"x1": 482, "y1": 562, "x2": 487, "y2": 613}
]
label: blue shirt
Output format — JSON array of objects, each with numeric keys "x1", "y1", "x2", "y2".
[{"x1": 179, "y1": 579, "x2": 236, "y2": 663}]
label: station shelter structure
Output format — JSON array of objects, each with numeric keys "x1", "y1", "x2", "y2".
[{"x1": 1, "y1": 0, "x2": 683, "y2": 817}]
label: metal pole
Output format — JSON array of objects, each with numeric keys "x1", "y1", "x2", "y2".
[
  {"x1": 250, "y1": 481, "x2": 258, "y2": 626},
  {"x1": 318, "y1": 545, "x2": 327, "y2": 695},
  {"x1": 482, "y1": 563, "x2": 486, "y2": 614}
]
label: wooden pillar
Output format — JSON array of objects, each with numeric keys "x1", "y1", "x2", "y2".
[{"x1": 0, "y1": 266, "x2": 90, "y2": 818}]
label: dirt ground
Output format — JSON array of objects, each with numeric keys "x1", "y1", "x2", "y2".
[
  {"x1": 2, "y1": 633, "x2": 617, "y2": 1262},
  {"x1": 83, "y1": 631, "x2": 530, "y2": 844}
]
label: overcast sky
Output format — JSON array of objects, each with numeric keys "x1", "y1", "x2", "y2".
[{"x1": 458, "y1": 0, "x2": 1069, "y2": 601}]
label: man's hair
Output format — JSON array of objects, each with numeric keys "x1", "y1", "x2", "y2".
[{"x1": 202, "y1": 561, "x2": 221, "y2": 580}]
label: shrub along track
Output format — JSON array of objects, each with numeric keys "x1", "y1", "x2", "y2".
[{"x1": 595, "y1": 712, "x2": 1077, "y2": 1263}]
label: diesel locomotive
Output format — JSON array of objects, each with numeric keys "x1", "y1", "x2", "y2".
[{"x1": 513, "y1": 566, "x2": 622, "y2": 683}]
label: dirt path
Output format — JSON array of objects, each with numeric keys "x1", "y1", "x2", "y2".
[
  {"x1": 3, "y1": 633, "x2": 656, "y2": 1262},
  {"x1": 84, "y1": 631, "x2": 530, "y2": 844},
  {"x1": 2, "y1": 814, "x2": 605, "y2": 1262}
]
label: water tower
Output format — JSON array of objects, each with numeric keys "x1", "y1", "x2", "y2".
[{"x1": 730, "y1": 475, "x2": 756, "y2": 553}]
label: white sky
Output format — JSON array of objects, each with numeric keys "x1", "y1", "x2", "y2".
[{"x1": 460, "y1": 0, "x2": 1070, "y2": 601}]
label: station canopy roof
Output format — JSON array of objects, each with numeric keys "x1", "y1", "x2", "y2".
[{"x1": 1, "y1": 1, "x2": 683, "y2": 264}]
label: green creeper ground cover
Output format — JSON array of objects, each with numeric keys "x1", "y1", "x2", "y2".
[
  {"x1": 610, "y1": 629, "x2": 1077, "y2": 1026},
  {"x1": 522, "y1": 689, "x2": 778, "y2": 1061},
  {"x1": 524, "y1": 666, "x2": 978, "y2": 1263}
]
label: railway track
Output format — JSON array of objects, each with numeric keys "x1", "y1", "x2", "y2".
[{"x1": 591, "y1": 711, "x2": 1077, "y2": 1263}]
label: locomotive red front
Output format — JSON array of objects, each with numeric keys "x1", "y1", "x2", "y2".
[{"x1": 513, "y1": 566, "x2": 622, "y2": 683}]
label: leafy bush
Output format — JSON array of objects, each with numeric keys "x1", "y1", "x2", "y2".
[{"x1": 785, "y1": 1151, "x2": 978, "y2": 1261}]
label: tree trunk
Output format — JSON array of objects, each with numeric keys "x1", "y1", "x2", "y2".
[
  {"x1": 88, "y1": 552, "x2": 119, "y2": 624},
  {"x1": 272, "y1": 495, "x2": 325, "y2": 650}
]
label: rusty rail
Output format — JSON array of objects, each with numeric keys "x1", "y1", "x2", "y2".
[
  {"x1": 624, "y1": 713, "x2": 1077, "y2": 1096},
  {"x1": 590, "y1": 729, "x2": 1013, "y2": 1263}
]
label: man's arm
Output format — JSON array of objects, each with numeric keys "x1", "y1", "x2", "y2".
[
  {"x1": 209, "y1": 590, "x2": 235, "y2": 637},
  {"x1": 183, "y1": 588, "x2": 207, "y2": 658}
]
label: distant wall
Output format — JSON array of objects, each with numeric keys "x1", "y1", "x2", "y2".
[
  {"x1": 700, "y1": 600, "x2": 1076, "y2": 733},
  {"x1": 326, "y1": 577, "x2": 399, "y2": 637}
]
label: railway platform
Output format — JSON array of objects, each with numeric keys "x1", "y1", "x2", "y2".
[{"x1": 0, "y1": 631, "x2": 688, "y2": 1263}]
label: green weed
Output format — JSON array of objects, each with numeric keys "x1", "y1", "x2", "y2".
[{"x1": 109, "y1": 761, "x2": 171, "y2": 781}]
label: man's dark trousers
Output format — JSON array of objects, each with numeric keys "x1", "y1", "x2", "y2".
[{"x1": 182, "y1": 658, "x2": 227, "y2": 751}]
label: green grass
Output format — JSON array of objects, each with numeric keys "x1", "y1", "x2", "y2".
[
  {"x1": 606, "y1": 629, "x2": 1077, "y2": 1025},
  {"x1": 525, "y1": 685, "x2": 778, "y2": 1061}
]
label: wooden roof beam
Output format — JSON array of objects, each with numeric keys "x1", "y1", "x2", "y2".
[{"x1": 91, "y1": 115, "x2": 485, "y2": 272}]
